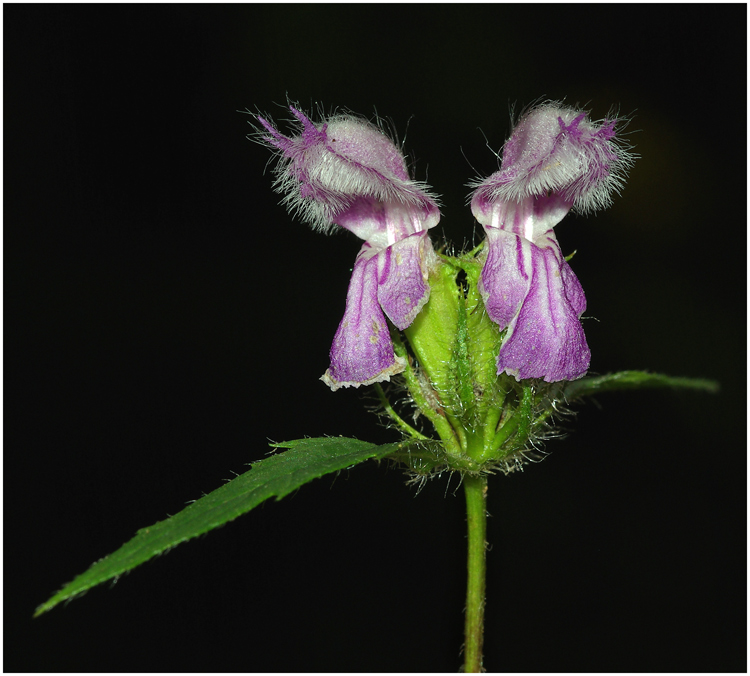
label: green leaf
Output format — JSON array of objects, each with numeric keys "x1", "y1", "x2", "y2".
[
  {"x1": 562, "y1": 370, "x2": 720, "y2": 400},
  {"x1": 35, "y1": 437, "x2": 401, "y2": 617}
]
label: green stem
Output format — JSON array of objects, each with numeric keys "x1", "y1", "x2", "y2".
[{"x1": 463, "y1": 474, "x2": 488, "y2": 673}]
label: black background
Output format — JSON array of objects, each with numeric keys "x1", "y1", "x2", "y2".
[{"x1": 6, "y1": 4, "x2": 746, "y2": 672}]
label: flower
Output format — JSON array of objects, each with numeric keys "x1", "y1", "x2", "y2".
[
  {"x1": 470, "y1": 102, "x2": 634, "y2": 382},
  {"x1": 257, "y1": 106, "x2": 440, "y2": 390}
]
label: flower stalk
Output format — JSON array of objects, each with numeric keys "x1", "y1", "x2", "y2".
[{"x1": 463, "y1": 474, "x2": 488, "y2": 673}]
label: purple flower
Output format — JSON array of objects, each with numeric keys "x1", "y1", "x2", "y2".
[
  {"x1": 258, "y1": 107, "x2": 440, "y2": 390},
  {"x1": 470, "y1": 102, "x2": 634, "y2": 382}
]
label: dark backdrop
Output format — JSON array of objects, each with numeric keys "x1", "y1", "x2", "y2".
[{"x1": 6, "y1": 4, "x2": 746, "y2": 672}]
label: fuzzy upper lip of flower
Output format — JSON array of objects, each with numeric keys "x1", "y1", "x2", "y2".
[
  {"x1": 257, "y1": 106, "x2": 441, "y2": 390},
  {"x1": 470, "y1": 102, "x2": 634, "y2": 383}
]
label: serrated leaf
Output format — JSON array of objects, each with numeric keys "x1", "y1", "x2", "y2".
[
  {"x1": 35, "y1": 437, "x2": 401, "y2": 616},
  {"x1": 562, "y1": 370, "x2": 720, "y2": 400}
]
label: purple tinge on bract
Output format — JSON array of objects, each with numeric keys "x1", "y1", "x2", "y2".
[
  {"x1": 471, "y1": 102, "x2": 633, "y2": 382},
  {"x1": 258, "y1": 107, "x2": 440, "y2": 390}
]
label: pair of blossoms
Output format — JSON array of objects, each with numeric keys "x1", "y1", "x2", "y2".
[{"x1": 257, "y1": 103, "x2": 633, "y2": 390}]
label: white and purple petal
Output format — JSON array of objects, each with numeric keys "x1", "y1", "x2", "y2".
[
  {"x1": 481, "y1": 228, "x2": 589, "y2": 382},
  {"x1": 477, "y1": 226, "x2": 531, "y2": 331},
  {"x1": 471, "y1": 193, "x2": 571, "y2": 247},
  {"x1": 471, "y1": 102, "x2": 634, "y2": 215},
  {"x1": 257, "y1": 107, "x2": 440, "y2": 234},
  {"x1": 376, "y1": 231, "x2": 435, "y2": 330},
  {"x1": 321, "y1": 247, "x2": 407, "y2": 391},
  {"x1": 334, "y1": 196, "x2": 440, "y2": 248}
]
